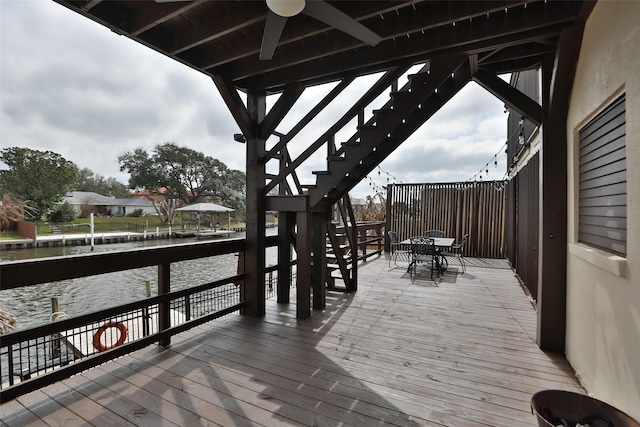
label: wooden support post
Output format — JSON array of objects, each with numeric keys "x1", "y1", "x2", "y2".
[
  {"x1": 277, "y1": 211, "x2": 294, "y2": 303},
  {"x1": 537, "y1": 60, "x2": 568, "y2": 352},
  {"x1": 344, "y1": 196, "x2": 358, "y2": 291},
  {"x1": 158, "y1": 263, "x2": 171, "y2": 347},
  {"x1": 244, "y1": 91, "x2": 267, "y2": 317},
  {"x1": 234, "y1": 251, "x2": 247, "y2": 314},
  {"x1": 50, "y1": 297, "x2": 61, "y2": 359},
  {"x1": 312, "y1": 211, "x2": 327, "y2": 310},
  {"x1": 385, "y1": 185, "x2": 393, "y2": 253},
  {"x1": 296, "y1": 211, "x2": 312, "y2": 319}
]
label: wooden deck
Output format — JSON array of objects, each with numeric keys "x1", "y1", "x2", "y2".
[{"x1": 0, "y1": 256, "x2": 583, "y2": 426}]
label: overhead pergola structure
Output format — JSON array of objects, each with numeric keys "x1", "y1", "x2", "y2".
[
  {"x1": 55, "y1": 0, "x2": 596, "y2": 351},
  {"x1": 175, "y1": 202, "x2": 234, "y2": 233}
]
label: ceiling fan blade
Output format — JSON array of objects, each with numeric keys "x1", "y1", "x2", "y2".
[
  {"x1": 302, "y1": 1, "x2": 382, "y2": 47},
  {"x1": 260, "y1": 10, "x2": 288, "y2": 60}
]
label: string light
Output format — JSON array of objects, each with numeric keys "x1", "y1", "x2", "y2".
[
  {"x1": 469, "y1": 115, "x2": 530, "y2": 182},
  {"x1": 469, "y1": 142, "x2": 506, "y2": 182},
  {"x1": 364, "y1": 166, "x2": 402, "y2": 194}
]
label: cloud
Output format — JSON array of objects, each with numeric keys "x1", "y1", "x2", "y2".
[{"x1": 1, "y1": 1, "x2": 509, "y2": 199}]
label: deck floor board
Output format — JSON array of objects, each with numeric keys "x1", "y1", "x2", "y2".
[{"x1": 1, "y1": 257, "x2": 583, "y2": 426}]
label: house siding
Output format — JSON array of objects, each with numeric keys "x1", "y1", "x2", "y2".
[{"x1": 566, "y1": 1, "x2": 640, "y2": 420}]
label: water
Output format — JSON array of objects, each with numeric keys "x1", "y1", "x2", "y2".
[{"x1": 0, "y1": 230, "x2": 280, "y2": 331}]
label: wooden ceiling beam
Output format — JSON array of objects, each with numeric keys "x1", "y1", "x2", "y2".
[
  {"x1": 197, "y1": 1, "x2": 521, "y2": 71},
  {"x1": 54, "y1": 0, "x2": 587, "y2": 94},
  {"x1": 259, "y1": 84, "x2": 305, "y2": 141},
  {"x1": 472, "y1": 69, "x2": 542, "y2": 126},
  {"x1": 479, "y1": 42, "x2": 557, "y2": 66},
  {"x1": 211, "y1": 75, "x2": 254, "y2": 141},
  {"x1": 237, "y1": 20, "x2": 569, "y2": 93},
  {"x1": 224, "y1": 3, "x2": 577, "y2": 90},
  {"x1": 169, "y1": 3, "x2": 268, "y2": 55},
  {"x1": 130, "y1": 1, "x2": 206, "y2": 36},
  {"x1": 549, "y1": 25, "x2": 586, "y2": 119}
]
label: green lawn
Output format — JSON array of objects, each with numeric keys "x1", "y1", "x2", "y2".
[{"x1": 2, "y1": 216, "x2": 245, "y2": 239}]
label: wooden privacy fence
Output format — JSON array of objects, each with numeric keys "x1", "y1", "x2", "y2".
[{"x1": 386, "y1": 182, "x2": 506, "y2": 258}]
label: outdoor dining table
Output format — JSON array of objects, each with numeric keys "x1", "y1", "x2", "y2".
[
  {"x1": 401, "y1": 237, "x2": 456, "y2": 277},
  {"x1": 400, "y1": 237, "x2": 455, "y2": 248}
]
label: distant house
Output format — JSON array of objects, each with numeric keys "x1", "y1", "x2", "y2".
[{"x1": 63, "y1": 191, "x2": 156, "y2": 217}]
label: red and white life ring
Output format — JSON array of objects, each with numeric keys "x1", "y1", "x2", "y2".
[{"x1": 92, "y1": 321, "x2": 127, "y2": 352}]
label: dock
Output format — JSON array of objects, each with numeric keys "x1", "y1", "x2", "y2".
[{"x1": 0, "y1": 232, "x2": 149, "y2": 250}]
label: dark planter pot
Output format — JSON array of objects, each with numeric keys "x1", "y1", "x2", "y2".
[{"x1": 531, "y1": 390, "x2": 639, "y2": 427}]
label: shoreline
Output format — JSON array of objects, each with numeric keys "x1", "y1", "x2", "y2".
[{"x1": 0, "y1": 224, "x2": 284, "y2": 251}]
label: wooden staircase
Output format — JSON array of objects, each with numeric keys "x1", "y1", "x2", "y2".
[
  {"x1": 264, "y1": 55, "x2": 474, "y2": 302},
  {"x1": 307, "y1": 55, "x2": 471, "y2": 210},
  {"x1": 324, "y1": 196, "x2": 358, "y2": 292}
]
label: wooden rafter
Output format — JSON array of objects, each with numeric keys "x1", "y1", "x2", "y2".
[
  {"x1": 472, "y1": 69, "x2": 543, "y2": 126},
  {"x1": 211, "y1": 75, "x2": 254, "y2": 140}
]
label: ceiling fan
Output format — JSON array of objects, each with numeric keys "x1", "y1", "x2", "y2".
[
  {"x1": 260, "y1": 0, "x2": 382, "y2": 60},
  {"x1": 154, "y1": 0, "x2": 382, "y2": 60}
]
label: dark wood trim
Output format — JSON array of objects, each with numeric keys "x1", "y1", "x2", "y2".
[
  {"x1": 548, "y1": 25, "x2": 586, "y2": 119},
  {"x1": 472, "y1": 69, "x2": 542, "y2": 126},
  {"x1": 229, "y1": 1, "x2": 578, "y2": 91},
  {"x1": 265, "y1": 195, "x2": 309, "y2": 211},
  {"x1": 0, "y1": 239, "x2": 246, "y2": 289},
  {"x1": 537, "y1": 60, "x2": 568, "y2": 353},
  {"x1": 158, "y1": 263, "x2": 171, "y2": 347},
  {"x1": 277, "y1": 212, "x2": 295, "y2": 304},
  {"x1": 244, "y1": 92, "x2": 267, "y2": 317},
  {"x1": 262, "y1": 77, "x2": 355, "y2": 163},
  {"x1": 259, "y1": 84, "x2": 305, "y2": 140},
  {"x1": 211, "y1": 75, "x2": 254, "y2": 140},
  {"x1": 296, "y1": 211, "x2": 312, "y2": 319},
  {"x1": 263, "y1": 64, "x2": 413, "y2": 195},
  {"x1": 312, "y1": 212, "x2": 327, "y2": 310}
]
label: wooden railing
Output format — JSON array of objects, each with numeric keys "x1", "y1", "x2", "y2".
[{"x1": 0, "y1": 236, "x2": 288, "y2": 402}]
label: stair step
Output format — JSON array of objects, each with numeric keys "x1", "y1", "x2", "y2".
[
  {"x1": 408, "y1": 71, "x2": 433, "y2": 86},
  {"x1": 327, "y1": 253, "x2": 351, "y2": 260},
  {"x1": 326, "y1": 245, "x2": 349, "y2": 251},
  {"x1": 390, "y1": 91, "x2": 421, "y2": 110},
  {"x1": 327, "y1": 262, "x2": 353, "y2": 270},
  {"x1": 312, "y1": 170, "x2": 330, "y2": 175},
  {"x1": 341, "y1": 135, "x2": 361, "y2": 146}
]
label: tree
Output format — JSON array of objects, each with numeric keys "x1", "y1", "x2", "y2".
[
  {"x1": 76, "y1": 168, "x2": 130, "y2": 198},
  {"x1": 0, "y1": 147, "x2": 78, "y2": 219},
  {"x1": 118, "y1": 142, "x2": 246, "y2": 224},
  {"x1": 354, "y1": 192, "x2": 386, "y2": 222},
  {"x1": 49, "y1": 201, "x2": 76, "y2": 223},
  {"x1": 0, "y1": 194, "x2": 38, "y2": 232}
]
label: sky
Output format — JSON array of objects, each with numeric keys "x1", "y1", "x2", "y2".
[{"x1": 1, "y1": 0, "x2": 510, "y2": 200}]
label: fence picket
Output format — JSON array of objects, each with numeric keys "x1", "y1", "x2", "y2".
[{"x1": 388, "y1": 182, "x2": 505, "y2": 258}]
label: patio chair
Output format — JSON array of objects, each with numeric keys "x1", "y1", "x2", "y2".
[
  {"x1": 442, "y1": 234, "x2": 468, "y2": 274},
  {"x1": 388, "y1": 230, "x2": 410, "y2": 267},
  {"x1": 409, "y1": 236, "x2": 441, "y2": 279},
  {"x1": 424, "y1": 229, "x2": 445, "y2": 238}
]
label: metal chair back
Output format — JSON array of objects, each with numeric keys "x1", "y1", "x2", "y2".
[{"x1": 425, "y1": 229, "x2": 445, "y2": 238}]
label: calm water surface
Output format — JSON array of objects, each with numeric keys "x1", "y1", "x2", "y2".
[{"x1": 1, "y1": 230, "x2": 279, "y2": 331}]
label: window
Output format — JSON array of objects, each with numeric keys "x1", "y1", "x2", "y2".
[{"x1": 578, "y1": 94, "x2": 626, "y2": 256}]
